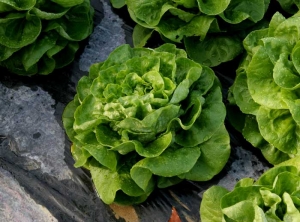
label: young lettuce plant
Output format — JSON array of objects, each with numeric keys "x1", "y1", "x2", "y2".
[
  {"x1": 228, "y1": 11, "x2": 300, "y2": 165},
  {"x1": 0, "y1": 0, "x2": 94, "y2": 75},
  {"x1": 109, "y1": 0, "x2": 270, "y2": 67},
  {"x1": 200, "y1": 156, "x2": 300, "y2": 222},
  {"x1": 62, "y1": 43, "x2": 230, "y2": 205}
]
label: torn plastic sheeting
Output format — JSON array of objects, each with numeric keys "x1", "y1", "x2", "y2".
[{"x1": 0, "y1": 84, "x2": 69, "y2": 180}]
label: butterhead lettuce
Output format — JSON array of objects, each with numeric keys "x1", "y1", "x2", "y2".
[
  {"x1": 110, "y1": 0, "x2": 270, "y2": 67},
  {"x1": 62, "y1": 43, "x2": 230, "y2": 205},
  {"x1": 200, "y1": 156, "x2": 300, "y2": 222},
  {"x1": 0, "y1": 0, "x2": 94, "y2": 75},
  {"x1": 228, "y1": 11, "x2": 300, "y2": 165}
]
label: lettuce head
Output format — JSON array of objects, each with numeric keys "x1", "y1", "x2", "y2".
[
  {"x1": 0, "y1": 0, "x2": 94, "y2": 75},
  {"x1": 200, "y1": 156, "x2": 300, "y2": 222},
  {"x1": 62, "y1": 43, "x2": 230, "y2": 205},
  {"x1": 110, "y1": 0, "x2": 271, "y2": 67},
  {"x1": 228, "y1": 11, "x2": 300, "y2": 165}
]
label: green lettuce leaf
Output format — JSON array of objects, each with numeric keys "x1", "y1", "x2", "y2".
[
  {"x1": 200, "y1": 185, "x2": 229, "y2": 222},
  {"x1": 184, "y1": 34, "x2": 243, "y2": 67}
]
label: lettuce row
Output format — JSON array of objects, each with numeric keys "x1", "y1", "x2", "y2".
[
  {"x1": 110, "y1": 0, "x2": 270, "y2": 67},
  {"x1": 0, "y1": 0, "x2": 94, "y2": 75},
  {"x1": 228, "y1": 11, "x2": 300, "y2": 165},
  {"x1": 200, "y1": 156, "x2": 300, "y2": 222},
  {"x1": 62, "y1": 43, "x2": 230, "y2": 205}
]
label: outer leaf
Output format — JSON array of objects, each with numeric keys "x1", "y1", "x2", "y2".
[
  {"x1": 0, "y1": 45, "x2": 19, "y2": 61},
  {"x1": 132, "y1": 24, "x2": 154, "y2": 47},
  {"x1": 90, "y1": 160, "x2": 121, "y2": 204},
  {"x1": 0, "y1": 13, "x2": 41, "y2": 48},
  {"x1": 157, "y1": 176, "x2": 182, "y2": 188},
  {"x1": 126, "y1": 0, "x2": 174, "y2": 27},
  {"x1": 117, "y1": 155, "x2": 155, "y2": 198},
  {"x1": 200, "y1": 185, "x2": 229, "y2": 222},
  {"x1": 179, "y1": 124, "x2": 230, "y2": 181},
  {"x1": 175, "y1": 78, "x2": 225, "y2": 147},
  {"x1": 235, "y1": 178, "x2": 255, "y2": 188},
  {"x1": 74, "y1": 95, "x2": 103, "y2": 132},
  {"x1": 71, "y1": 144, "x2": 91, "y2": 168},
  {"x1": 31, "y1": 4, "x2": 69, "y2": 20},
  {"x1": 247, "y1": 47, "x2": 288, "y2": 109},
  {"x1": 243, "y1": 28, "x2": 269, "y2": 55},
  {"x1": 197, "y1": 0, "x2": 230, "y2": 15},
  {"x1": 131, "y1": 146, "x2": 201, "y2": 178},
  {"x1": 22, "y1": 33, "x2": 57, "y2": 71},
  {"x1": 268, "y1": 12, "x2": 286, "y2": 37},
  {"x1": 170, "y1": 66, "x2": 202, "y2": 104},
  {"x1": 130, "y1": 146, "x2": 201, "y2": 190},
  {"x1": 134, "y1": 132, "x2": 173, "y2": 158},
  {"x1": 222, "y1": 200, "x2": 267, "y2": 222},
  {"x1": 257, "y1": 107, "x2": 300, "y2": 155},
  {"x1": 282, "y1": 89, "x2": 300, "y2": 125},
  {"x1": 0, "y1": 51, "x2": 37, "y2": 75},
  {"x1": 221, "y1": 186, "x2": 264, "y2": 209},
  {"x1": 75, "y1": 130, "x2": 99, "y2": 145},
  {"x1": 156, "y1": 15, "x2": 216, "y2": 43},
  {"x1": 62, "y1": 100, "x2": 78, "y2": 143},
  {"x1": 232, "y1": 64, "x2": 260, "y2": 115},
  {"x1": 256, "y1": 165, "x2": 298, "y2": 186},
  {"x1": 52, "y1": 41, "x2": 79, "y2": 69},
  {"x1": 113, "y1": 191, "x2": 151, "y2": 205},
  {"x1": 45, "y1": 0, "x2": 93, "y2": 41},
  {"x1": 83, "y1": 144, "x2": 119, "y2": 171},
  {"x1": 184, "y1": 34, "x2": 243, "y2": 67},
  {"x1": 278, "y1": 156, "x2": 300, "y2": 170},
  {"x1": 77, "y1": 76, "x2": 93, "y2": 103},
  {"x1": 242, "y1": 115, "x2": 290, "y2": 165}
]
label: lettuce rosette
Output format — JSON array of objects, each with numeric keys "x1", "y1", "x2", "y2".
[
  {"x1": 62, "y1": 43, "x2": 230, "y2": 205},
  {"x1": 0, "y1": 0, "x2": 94, "y2": 75},
  {"x1": 200, "y1": 156, "x2": 300, "y2": 222},
  {"x1": 228, "y1": 11, "x2": 300, "y2": 165},
  {"x1": 109, "y1": 0, "x2": 270, "y2": 67}
]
